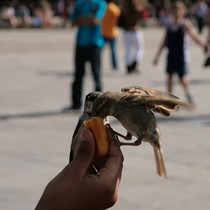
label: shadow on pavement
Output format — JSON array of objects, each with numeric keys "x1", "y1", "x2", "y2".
[
  {"x1": 0, "y1": 110, "x2": 209, "y2": 126},
  {"x1": 39, "y1": 69, "x2": 129, "y2": 79},
  {"x1": 153, "y1": 78, "x2": 210, "y2": 87},
  {"x1": 157, "y1": 114, "x2": 210, "y2": 126},
  {"x1": 0, "y1": 109, "x2": 81, "y2": 121}
]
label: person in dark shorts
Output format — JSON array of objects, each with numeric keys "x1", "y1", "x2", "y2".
[{"x1": 153, "y1": 1, "x2": 206, "y2": 104}]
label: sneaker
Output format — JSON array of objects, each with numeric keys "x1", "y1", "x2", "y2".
[{"x1": 126, "y1": 65, "x2": 133, "y2": 74}]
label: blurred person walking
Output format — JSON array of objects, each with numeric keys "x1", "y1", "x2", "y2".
[
  {"x1": 153, "y1": 1, "x2": 206, "y2": 104},
  {"x1": 119, "y1": 0, "x2": 147, "y2": 74},
  {"x1": 39, "y1": 0, "x2": 54, "y2": 28},
  {"x1": 0, "y1": 3, "x2": 18, "y2": 28},
  {"x1": 63, "y1": 0, "x2": 106, "y2": 111},
  {"x1": 15, "y1": 2, "x2": 31, "y2": 28},
  {"x1": 203, "y1": 5, "x2": 210, "y2": 67},
  {"x1": 30, "y1": 0, "x2": 54, "y2": 28},
  {"x1": 193, "y1": 0, "x2": 209, "y2": 34},
  {"x1": 101, "y1": 0, "x2": 121, "y2": 70}
]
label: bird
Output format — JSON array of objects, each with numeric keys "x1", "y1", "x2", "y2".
[
  {"x1": 69, "y1": 91, "x2": 103, "y2": 162},
  {"x1": 91, "y1": 85, "x2": 195, "y2": 178}
]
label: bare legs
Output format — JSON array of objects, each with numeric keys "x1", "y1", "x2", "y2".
[{"x1": 166, "y1": 74, "x2": 194, "y2": 103}]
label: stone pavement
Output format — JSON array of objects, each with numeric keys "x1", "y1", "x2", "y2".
[{"x1": 0, "y1": 28, "x2": 210, "y2": 210}]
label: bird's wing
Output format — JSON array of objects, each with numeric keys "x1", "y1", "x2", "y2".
[{"x1": 121, "y1": 86, "x2": 195, "y2": 116}]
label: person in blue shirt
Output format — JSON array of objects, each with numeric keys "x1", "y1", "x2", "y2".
[{"x1": 64, "y1": 0, "x2": 106, "y2": 111}]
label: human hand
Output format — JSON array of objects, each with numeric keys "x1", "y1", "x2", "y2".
[{"x1": 35, "y1": 127, "x2": 124, "y2": 210}]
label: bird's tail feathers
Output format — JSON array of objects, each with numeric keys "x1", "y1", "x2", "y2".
[
  {"x1": 152, "y1": 99, "x2": 195, "y2": 116},
  {"x1": 153, "y1": 146, "x2": 167, "y2": 178}
]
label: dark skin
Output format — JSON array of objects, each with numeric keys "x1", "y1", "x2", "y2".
[{"x1": 35, "y1": 127, "x2": 124, "y2": 210}]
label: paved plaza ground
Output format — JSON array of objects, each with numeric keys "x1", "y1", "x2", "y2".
[{"x1": 0, "y1": 27, "x2": 210, "y2": 210}]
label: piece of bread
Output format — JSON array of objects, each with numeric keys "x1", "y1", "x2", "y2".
[{"x1": 84, "y1": 117, "x2": 109, "y2": 158}]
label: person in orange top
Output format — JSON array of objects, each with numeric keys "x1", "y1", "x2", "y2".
[{"x1": 101, "y1": 0, "x2": 121, "y2": 70}]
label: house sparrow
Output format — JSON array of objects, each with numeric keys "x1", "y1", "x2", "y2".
[
  {"x1": 91, "y1": 86, "x2": 195, "y2": 178},
  {"x1": 69, "y1": 91, "x2": 102, "y2": 162}
]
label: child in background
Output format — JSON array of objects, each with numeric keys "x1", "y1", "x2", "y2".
[{"x1": 153, "y1": 1, "x2": 206, "y2": 104}]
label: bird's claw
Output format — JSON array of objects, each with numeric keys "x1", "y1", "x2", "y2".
[
  {"x1": 106, "y1": 124, "x2": 132, "y2": 140},
  {"x1": 133, "y1": 139, "x2": 142, "y2": 146},
  {"x1": 117, "y1": 139, "x2": 142, "y2": 147},
  {"x1": 106, "y1": 123, "x2": 142, "y2": 146}
]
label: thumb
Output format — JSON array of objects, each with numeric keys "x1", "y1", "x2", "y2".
[{"x1": 72, "y1": 127, "x2": 95, "y2": 177}]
